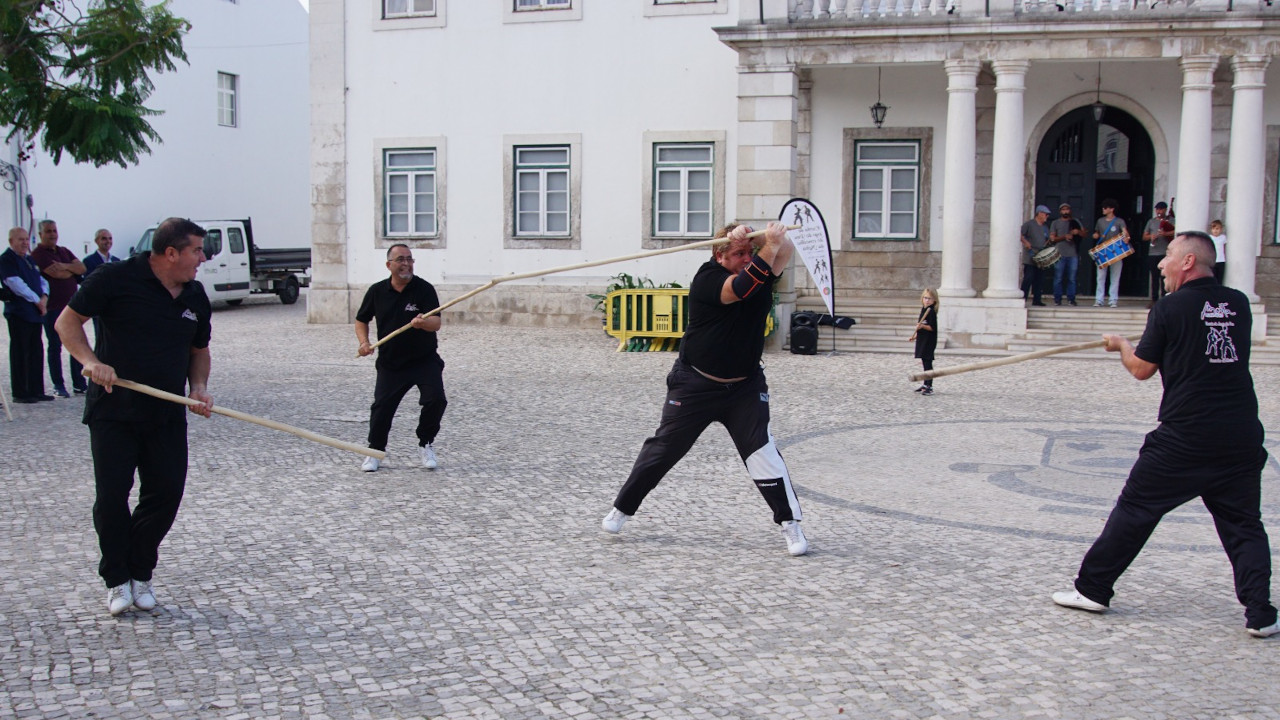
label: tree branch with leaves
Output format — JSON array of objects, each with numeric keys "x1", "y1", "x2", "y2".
[{"x1": 0, "y1": 0, "x2": 190, "y2": 167}]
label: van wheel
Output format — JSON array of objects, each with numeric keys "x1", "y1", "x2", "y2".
[
  {"x1": 225, "y1": 299, "x2": 244, "y2": 306},
  {"x1": 278, "y1": 275, "x2": 300, "y2": 305}
]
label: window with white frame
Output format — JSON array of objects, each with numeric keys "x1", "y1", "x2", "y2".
[
  {"x1": 217, "y1": 72, "x2": 237, "y2": 127},
  {"x1": 384, "y1": 0, "x2": 435, "y2": 17},
  {"x1": 853, "y1": 141, "x2": 919, "y2": 239},
  {"x1": 384, "y1": 149, "x2": 437, "y2": 236},
  {"x1": 644, "y1": 0, "x2": 726, "y2": 15},
  {"x1": 653, "y1": 143, "x2": 713, "y2": 237},
  {"x1": 514, "y1": 146, "x2": 570, "y2": 236},
  {"x1": 516, "y1": 0, "x2": 570, "y2": 9}
]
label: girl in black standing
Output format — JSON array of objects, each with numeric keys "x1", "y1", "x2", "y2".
[{"x1": 912, "y1": 288, "x2": 939, "y2": 395}]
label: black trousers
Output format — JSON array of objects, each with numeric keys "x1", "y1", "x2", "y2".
[
  {"x1": 368, "y1": 358, "x2": 447, "y2": 451},
  {"x1": 1021, "y1": 263, "x2": 1045, "y2": 302},
  {"x1": 1074, "y1": 429, "x2": 1277, "y2": 629},
  {"x1": 6, "y1": 315, "x2": 44, "y2": 399},
  {"x1": 918, "y1": 357, "x2": 934, "y2": 388},
  {"x1": 90, "y1": 420, "x2": 188, "y2": 588},
  {"x1": 43, "y1": 311, "x2": 85, "y2": 392},
  {"x1": 613, "y1": 359, "x2": 802, "y2": 524}
]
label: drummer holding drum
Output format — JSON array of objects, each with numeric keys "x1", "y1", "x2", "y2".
[
  {"x1": 1091, "y1": 198, "x2": 1131, "y2": 308},
  {"x1": 1020, "y1": 205, "x2": 1053, "y2": 307}
]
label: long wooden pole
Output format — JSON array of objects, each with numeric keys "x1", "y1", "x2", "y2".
[
  {"x1": 908, "y1": 333, "x2": 1143, "y2": 382},
  {"x1": 362, "y1": 226, "x2": 798, "y2": 356},
  {"x1": 85, "y1": 373, "x2": 385, "y2": 460}
]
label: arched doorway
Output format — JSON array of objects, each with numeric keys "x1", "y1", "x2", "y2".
[{"x1": 1035, "y1": 105, "x2": 1157, "y2": 300}]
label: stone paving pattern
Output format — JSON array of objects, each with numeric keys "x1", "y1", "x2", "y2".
[{"x1": 2, "y1": 296, "x2": 1279, "y2": 719}]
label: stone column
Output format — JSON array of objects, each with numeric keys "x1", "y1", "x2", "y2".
[
  {"x1": 307, "y1": 0, "x2": 351, "y2": 324},
  {"x1": 984, "y1": 60, "x2": 1029, "y2": 300},
  {"x1": 737, "y1": 65, "x2": 800, "y2": 350},
  {"x1": 1224, "y1": 55, "x2": 1269, "y2": 303},
  {"x1": 938, "y1": 59, "x2": 981, "y2": 300},
  {"x1": 1174, "y1": 56, "x2": 1218, "y2": 236}
]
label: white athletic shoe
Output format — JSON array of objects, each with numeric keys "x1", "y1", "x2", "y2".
[
  {"x1": 361, "y1": 454, "x2": 381, "y2": 472},
  {"x1": 1248, "y1": 621, "x2": 1280, "y2": 638},
  {"x1": 781, "y1": 520, "x2": 808, "y2": 556},
  {"x1": 131, "y1": 580, "x2": 157, "y2": 611},
  {"x1": 1052, "y1": 589, "x2": 1108, "y2": 613},
  {"x1": 420, "y1": 443, "x2": 438, "y2": 470},
  {"x1": 601, "y1": 508, "x2": 631, "y2": 534},
  {"x1": 107, "y1": 582, "x2": 133, "y2": 616}
]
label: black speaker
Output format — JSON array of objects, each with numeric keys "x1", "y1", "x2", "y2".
[{"x1": 790, "y1": 325, "x2": 818, "y2": 355}]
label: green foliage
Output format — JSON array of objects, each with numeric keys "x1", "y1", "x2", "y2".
[
  {"x1": 586, "y1": 272, "x2": 683, "y2": 314},
  {"x1": 0, "y1": 0, "x2": 190, "y2": 167}
]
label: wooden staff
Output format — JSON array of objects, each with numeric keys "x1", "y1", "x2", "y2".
[
  {"x1": 362, "y1": 226, "x2": 799, "y2": 356},
  {"x1": 84, "y1": 372, "x2": 385, "y2": 460},
  {"x1": 908, "y1": 333, "x2": 1143, "y2": 382}
]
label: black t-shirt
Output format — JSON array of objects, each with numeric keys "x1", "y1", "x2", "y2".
[
  {"x1": 69, "y1": 253, "x2": 213, "y2": 425},
  {"x1": 356, "y1": 276, "x2": 441, "y2": 370},
  {"x1": 678, "y1": 259, "x2": 777, "y2": 379},
  {"x1": 914, "y1": 305, "x2": 937, "y2": 360},
  {"x1": 1135, "y1": 276, "x2": 1262, "y2": 447}
]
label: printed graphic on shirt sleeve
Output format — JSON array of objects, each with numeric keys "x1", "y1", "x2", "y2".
[{"x1": 1200, "y1": 301, "x2": 1239, "y2": 364}]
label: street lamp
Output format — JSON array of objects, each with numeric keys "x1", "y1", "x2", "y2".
[{"x1": 870, "y1": 67, "x2": 889, "y2": 128}]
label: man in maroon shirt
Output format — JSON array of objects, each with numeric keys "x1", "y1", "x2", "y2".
[{"x1": 31, "y1": 219, "x2": 87, "y2": 396}]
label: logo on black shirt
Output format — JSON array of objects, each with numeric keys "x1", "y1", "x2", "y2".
[
  {"x1": 405, "y1": 303, "x2": 420, "y2": 313},
  {"x1": 1200, "y1": 301, "x2": 1239, "y2": 364},
  {"x1": 181, "y1": 309, "x2": 198, "y2": 322}
]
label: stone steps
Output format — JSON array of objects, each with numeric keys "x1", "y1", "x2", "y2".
[{"x1": 793, "y1": 294, "x2": 1280, "y2": 364}]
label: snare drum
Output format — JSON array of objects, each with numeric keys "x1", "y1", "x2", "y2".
[
  {"x1": 1089, "y1": 236, "x2": 1134, "y2": 268},
  {"x1": 1032, "y1": 246, "x2": 1060, "y2": 269}
]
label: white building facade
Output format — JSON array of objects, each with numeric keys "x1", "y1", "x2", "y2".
[
  {"x1": 311, "y1": 0, "x2": 1280, "y2": 346},
  {"x1": 2, "y1": 0, "x2": 309, "y2": 258}
]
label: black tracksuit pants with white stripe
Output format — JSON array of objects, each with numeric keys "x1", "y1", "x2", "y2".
[{"x1": 613, "y1": 358, "x2": 802, "y2": 524}]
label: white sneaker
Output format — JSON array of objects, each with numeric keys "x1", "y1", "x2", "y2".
[
  {"x1": 781, "y1": 520, "x2": 808, "y2": 556},
  {"x1": 131, "y1": 579, "x2": 157, "y2": 611},
  {"x1": 361, "y1": 454, "x2": 381, "y2": 472},
  {"x1": 107, "y1": 582, "x2": 133, "y2": 616},
  {"x1": 601, "y1": 508, "x2": 631, "y2": 534},
  {"x1": 1248, "y1": 621, "x2": 1280, "y2": 638},
  {"x1": 1052, "y1": 588, "x2": 1108, "y2": 613},
  {"x1": 420, "y1": 443, "x2": 438, "y2": 470}
]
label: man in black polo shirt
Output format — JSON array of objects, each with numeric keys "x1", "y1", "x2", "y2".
[
  {"x1": 355, "y1": 243, "x2": 447, "y2": 472},
  {"x1": 1052, "y1": 231, "x2": 1277, "y2": 638},
  {"x1": 600, "y1": 221, "x2": 808, "y2": 557},
  {"x1": 56, "y1": 218, "x2": 213, "y2": 616}
]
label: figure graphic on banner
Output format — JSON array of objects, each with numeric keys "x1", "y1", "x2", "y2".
[{"x1": 793, "y1": 206, "x2": 804, "y2": 225}]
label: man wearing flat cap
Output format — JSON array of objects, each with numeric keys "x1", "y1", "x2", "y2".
[
  {"x1": 1049, "y1": 203, "x2": 1083, "y2": 306},
  {"x1": 1020, "y1": 205, "x2": 1052, "y2": 307}
]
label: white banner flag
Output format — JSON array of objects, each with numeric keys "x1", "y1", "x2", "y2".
[{"x1": 779, "y1": 198, "x2": 834, "y2": 318}]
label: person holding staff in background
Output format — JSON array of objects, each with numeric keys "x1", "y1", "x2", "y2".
[
  {"x1": 355, "y1": 243, "x2": 448, "y2": 473},
  {"x1": 600, "y1": 221, "x2": 809, "y2": 557},
  {"x1": 1052, "y1": 231, "x2": 1277, "y2": 638},
  {"x1": 912, "y1": 288, "x2": 938, "y2": 395},
  {"x1": 56, "y1": 217, "x2": 214, "y2": 616}
]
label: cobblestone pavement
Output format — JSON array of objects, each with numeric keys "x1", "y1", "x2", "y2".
[{"x1": 3, "y1": 296, "x2": 1280, "y2": 719}]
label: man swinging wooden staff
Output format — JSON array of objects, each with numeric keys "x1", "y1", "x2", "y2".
[{"x1": 351, "y1": 228, "x2": 797, "y2": 472}]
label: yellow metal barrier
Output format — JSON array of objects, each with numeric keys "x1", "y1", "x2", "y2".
[{"x1": 604, "y1": 288, "x2": 776, "y2": 352}]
